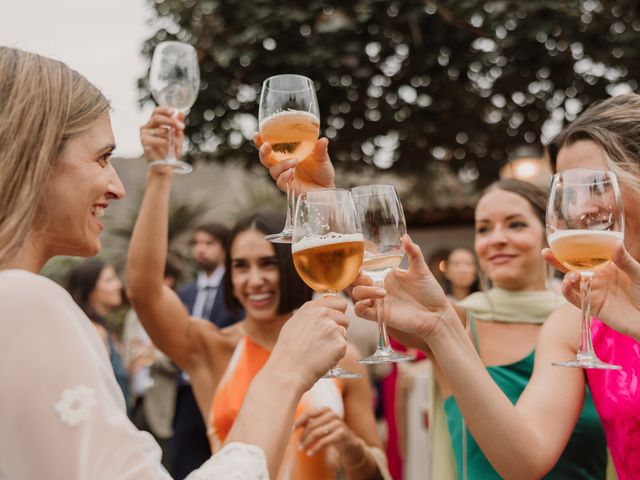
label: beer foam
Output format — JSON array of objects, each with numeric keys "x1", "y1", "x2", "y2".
[
  {"x1": 292, "y1": 232, "x2": 364, "y2": 253},
  {"x1": 259, "y1": 110, "x2": 319, "y2": 130},
  {"x1": 548, "y1": 229, "x2": 624, "y2": 244}
]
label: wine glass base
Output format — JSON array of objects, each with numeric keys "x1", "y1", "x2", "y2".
[
  {"x1": 322, "y1": 367, "x2": 364, "y2": 379},
  {"x1": 359, "y1": 349, "x2": 415, "y2": 364},
  {"x1": 149, "y1": 159, "x2": 193, "y2": 174},
  {"x1": 265, "y1": 231, "x2": 293, "y2": 244},
  {"x1": 553, "y1": 354, "x2": 621, "y2": 370}
]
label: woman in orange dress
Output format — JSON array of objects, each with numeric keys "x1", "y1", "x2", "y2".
[{"x1": 127, "y1": 107, "x2": 389, "y2": 479}]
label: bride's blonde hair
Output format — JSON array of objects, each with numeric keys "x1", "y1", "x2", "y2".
[{"x1": 0, "y1": 47, "x2": 110, "y2": 263}]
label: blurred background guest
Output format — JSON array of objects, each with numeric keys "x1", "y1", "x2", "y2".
[
  {"x1": 122, "y1": 261, "x2": 181, "y2": 469},
  {"x1": 443, "y1": 247, "x2": 480, "y2": 301},
  {"x1": 66, "y1": 259, "x2": 130, "y2": 411}
]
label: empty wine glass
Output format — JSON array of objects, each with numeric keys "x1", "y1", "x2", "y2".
[
  {"x1": 148, "y1": 41, "x2": 200, "y2": 174},
  {"x1": 351, "y1": 185, "x2": 414, "y2": 364},
  {"x1": 259, "y1": 74, "x2": 320, "y2": 243},
  {"x1": 547, "y1": 168, "x2": 624, "y2": 369}
]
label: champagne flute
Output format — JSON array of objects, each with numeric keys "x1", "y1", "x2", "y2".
[
  {"x1": 547, "y1": 169, "x2": 624, "y2": 369},
  {"x1": 351, "y1": 185, "x2": 414, "y2": 364},
  {"x1": 292, "y1": 188, "x2": 364, "y2": 378},
  {"x1": 148, "y1": 41, "x2": 200, "y2": 174},
  {"x1": 259, "y1": 74, "x2": 320, "y2": 243}
]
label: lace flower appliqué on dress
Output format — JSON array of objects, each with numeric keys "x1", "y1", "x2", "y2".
[{"x1": 54, "y1": 385, "x2": 97, "y2": 426}]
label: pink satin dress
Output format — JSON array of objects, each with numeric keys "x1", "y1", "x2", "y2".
[{"x1": 585, "y1": 318, "x2": 640, "y2": 479}]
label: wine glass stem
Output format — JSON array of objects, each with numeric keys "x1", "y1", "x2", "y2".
[
  {"x1": 283, "y1": 172, "x2": 295, "y2": 234},
  {"x1": 375, "y1": 279, "x2": 391, "y2": 351},
  {"x1": 578, "y1": 273, "x2": 596, "y2": 359},
  {"x1": 163, "y1": 124, "x2": 177, "y2": 162},
  {"x1": 321, "y1": 290, "x2": 339, "y2": 376}
]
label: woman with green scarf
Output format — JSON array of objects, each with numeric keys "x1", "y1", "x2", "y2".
[{"x1": 414, "y1": 179, "x2": 604, "y2": 479}]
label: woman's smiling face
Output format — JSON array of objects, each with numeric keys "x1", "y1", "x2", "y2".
[
  {"x1": 474, "y1": 188, "x2": 547, "y2": 291},
  {"x1": 35, "y1": 115, "x2": 125, "y2": 258},
  {"x1": 230, "y1": 229, "x2": 282, "y2": 322}
]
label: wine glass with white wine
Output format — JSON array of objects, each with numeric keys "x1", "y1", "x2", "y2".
[
  {"x1": 148, "y1": 41, "x2": 200, "y2": 174},
  {"x1": 259, "y1": 74, "x2": 320, "y2": 243},
  {"x1": 547, "y1": 168, "x2": 624, "y2": 369},
  {"x1": 350, "y1": 184, "x2": 414, "y2": 364},
  {"x1": 292, "y1": 188, "x2": 364, "y2": 378}
]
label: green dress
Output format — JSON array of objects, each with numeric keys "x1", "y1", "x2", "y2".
[{"x1": 443, "y1": 317, "x2": 607, "y2": 479}]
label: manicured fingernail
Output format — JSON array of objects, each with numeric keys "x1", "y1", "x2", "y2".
[
  {"x1": 177, "y1": 121, "x2": 185, "y2": 129},
  {"x1": 377, "y1": 288, "x2": 387, "y2": 295}
]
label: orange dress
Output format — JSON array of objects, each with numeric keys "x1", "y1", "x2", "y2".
[{"x1": 207, "y1": 336, "x2": 344, "y2": 480}]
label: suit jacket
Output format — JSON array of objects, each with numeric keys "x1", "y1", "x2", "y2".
[{"x1": 178, "y1": 281, "x2": 243, "y2": 329}]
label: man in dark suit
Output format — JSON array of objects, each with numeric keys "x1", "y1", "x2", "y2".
[{"x1": 171, "y1": 223, "x2": 243, "y2": 479}]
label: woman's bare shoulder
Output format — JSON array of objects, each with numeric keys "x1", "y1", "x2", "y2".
[{"x1": 192, "y1": 318, "x2": 245, "y2": 350}]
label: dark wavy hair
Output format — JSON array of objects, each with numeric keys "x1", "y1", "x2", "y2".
[{"x1": 223, "y1": 211, "x2": 313, "y2": 314}]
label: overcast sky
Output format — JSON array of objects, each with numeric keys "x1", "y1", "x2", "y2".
[{"x1": 0, "y1": 0, "x2": 153, "y2": 158}]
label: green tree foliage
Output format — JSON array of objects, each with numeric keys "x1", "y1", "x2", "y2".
[{"x1": 140, "y1": 0, "x2": 640, "y2": 187}]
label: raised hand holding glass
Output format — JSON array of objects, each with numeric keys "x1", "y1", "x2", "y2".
[
  {"x1": 259, "y1": 74, "x2": 319, "y2": 243},
  {"x1": 148, "y1": 41, "x2": 200, "y2": 174},
  {"x1": 351, "y1": 185, "x2": 414, "y2": 364},
  {"x1": 292, "y1": 188, "x2": 364, "y2": 378}
]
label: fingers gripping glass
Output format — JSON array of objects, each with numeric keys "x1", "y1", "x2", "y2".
[
  {"x1": 148, "y1": 41, "x2": 200, "y2": 174},
  {"x1": 259, "y1": 74, "x2": 320, "y2": 243},
  {"x1": 292, "y1": 189, "x2": 364, "y2": 378},
  {"x1": 350, "y1": 185, "x2": 414, "y2": 364},
  {"x1": 547, "y1": 169, "x2": 624, "y2": 369}
]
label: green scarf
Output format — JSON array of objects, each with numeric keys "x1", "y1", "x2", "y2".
[{"x1": 455, "y1": 287, "x2": 565, "y2": 324}]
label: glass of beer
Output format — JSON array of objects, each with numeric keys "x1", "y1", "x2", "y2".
[
  {"x1": 292, "y1": 188, "x2": 364, "y2": 378},
  {"x1": 351, "y1": 185, "x2": 414, "y2": 364},
  {"x1": 148, "y1": 41, "x2": 200, "y2": 174},
  {"x1": 259, "y1": 74, "x2": 320, "y2": 243},
  {"x1": 547, "y1": 168, "x2": 624, "y2": 369}
]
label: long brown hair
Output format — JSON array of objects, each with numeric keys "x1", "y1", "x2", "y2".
[{"x1": 0, "y1": 47, "x2": 110, "y2": 263}]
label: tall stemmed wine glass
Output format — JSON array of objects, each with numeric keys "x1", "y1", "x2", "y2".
[
  {"x1": 547, "y1": 169, "x2": 624, "y2": 369},
  {"x1": 148, "y1": 41, "x2": 200, "y2": 174},
  {"x1": 259, "y1": 74, "x2": 320, "y2": 243},
  {"x1": 292, "y1": 188, "x2": 364, "y2": 378},
  {"x1": 351, "y1": 185, "x2": 414, "y2": 364}
]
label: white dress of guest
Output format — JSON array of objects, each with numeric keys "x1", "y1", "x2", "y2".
[{"x1": 0, "y1": 270, "x2": 267, "y2": 480}]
